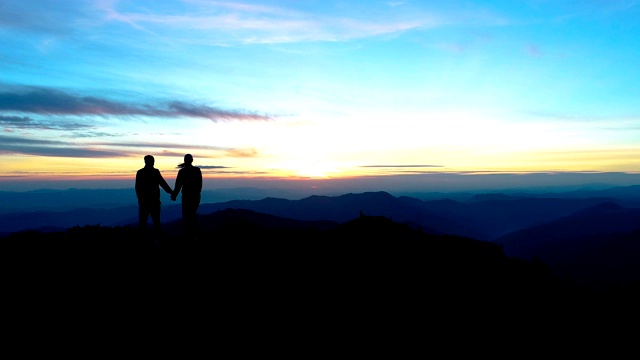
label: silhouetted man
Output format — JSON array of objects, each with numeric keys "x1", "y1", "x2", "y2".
[
  {"x1": 135, "y1": 155, "x2": 173, "y2": 233},
  {"x1": 171, "y1": 154, "x2": 203, "y2": 239}
]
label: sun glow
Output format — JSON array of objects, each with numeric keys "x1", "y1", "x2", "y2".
[{"x1": 271, "y1": 158, "x2": 345, "y2": 178}]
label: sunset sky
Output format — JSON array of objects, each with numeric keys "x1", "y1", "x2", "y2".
[{"x1": 2, "y1": 0, "x2": 640, "y2": 192}]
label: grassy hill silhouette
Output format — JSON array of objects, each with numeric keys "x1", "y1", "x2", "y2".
[
  {"x1": 6, "y1": 206, "x2": 640, "y2": 334},
  {"x1": 0, "y1": 208, "x2": 575, "y2": 298},
  {"x1": 495, "y1": 202, "x2": 640, "y2": 289}
]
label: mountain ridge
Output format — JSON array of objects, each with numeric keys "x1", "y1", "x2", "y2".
[
  {"x1": 3, "y1": 188, "x2": 639, "y2": 239},
  {"x1": 4, "y1": 197, "x2": 640, "y2": 295}
]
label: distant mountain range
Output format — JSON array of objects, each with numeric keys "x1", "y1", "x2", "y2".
[
  {"x1": 4, "y1": 184, "x2": 640, "y2": 212},
  {"x1": 0, "y1": 187, "x2": 296, "y2": 213},
  {"x1": 3, "y1": 186, "x2": 640, "y2": 291},
  {"x1": 4, "y1": 186, "x2": 640, "y2": 240},
  {"x1": 494, "y1": 202, "x2": 640, "y2": 288}
]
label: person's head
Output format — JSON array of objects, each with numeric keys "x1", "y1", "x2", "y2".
[
  {"x1": 178, "y1": 154, "x2": 193, "y2": 168},
  {"x1": 144, "y1": 155, "x2": 155, "y2": 166}
]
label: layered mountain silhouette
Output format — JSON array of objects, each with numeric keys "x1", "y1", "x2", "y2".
[
  {"x1": 495, "y1": 202, "x2": 640, "y2": 288},
  {"x1": 3, "y1": 188, "x2": 640, "y2": 296},
  {"x1": 3, "y1": 186, "x2": 640, "y2": 234},
  {"x1": 1, "y1": 209, "x2": 567, "y2": 298}
]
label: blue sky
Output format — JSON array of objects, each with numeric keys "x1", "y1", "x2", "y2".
[{"x1": 1, "y1": 0, "x2": 640, "y2": 192}]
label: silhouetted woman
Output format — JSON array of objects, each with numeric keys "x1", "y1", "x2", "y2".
[{"x1": 171, "y1": 154, "x2": 203, "y2": 239}]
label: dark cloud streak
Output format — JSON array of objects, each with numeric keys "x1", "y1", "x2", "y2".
[
  {"x1": 90, "y1": 141, "x2": 230, "y2": 150},
  {"x1": 0, "y1": 86, "x2": 272, "y2": 121},
  {"x1": 198, "y1": 165, "x2": 230, "y2": 169},
  {"x1": 0, "y1": 134, "x2": 257, "y2": 159},
  {"x1": 0, "y1": 88, "x2": 157, "y2": 116},
  {"x1": 0, "y1": 115, "x2": 94, "y2": 131},
  {"x1": 0, "y1": 134, "x2": 128, "y2": 158},
  {"x1": 0, "y1": 135, "x2": 136, "y2": 158},
  {"x1": 168, "y1": 101, "x2": 271, "y2": 121},
  {"x1": 0, "y1": 134, "x2": 67, "y2": 146},
  {"x1": 0, "y1": 146, "x2": 124, "y2": 158}
]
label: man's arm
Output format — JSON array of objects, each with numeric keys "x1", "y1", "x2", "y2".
[
  {"x1": 157, "y1": 170, "x2": 173, "y2": 194},
  {"x1": 135, "y1": 170, "x2": 142, "y2": 198}
]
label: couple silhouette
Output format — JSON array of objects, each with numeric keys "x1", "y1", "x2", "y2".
[{"x1": 135, "y1": 153, "x2": 202, "y2": 239}]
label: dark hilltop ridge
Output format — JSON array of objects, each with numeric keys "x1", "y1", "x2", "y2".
[
  {"x1": 4, "y1": 188, "x2": 640, "y2": 319},
  {"x1": 2, "y1": 209, "x2": 567, "y2": 307},
  {"x1": 4, "y1": 205, "x2": 640, "y2": 301},
  {"x1": 0, "y1": 215, "x2": 588, "y2": 338}
]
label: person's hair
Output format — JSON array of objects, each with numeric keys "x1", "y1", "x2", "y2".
[
  {"x1": 177, "y1": 153, "x2": 193, "y2": 168},
  {"x1": 144, "y1": 155, "x2": 154, "y2": 165}
]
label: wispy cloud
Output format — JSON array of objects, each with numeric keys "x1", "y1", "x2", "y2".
[
  {"x1": 196, "y1": 165, "x2": 229, "y2": 169},
  {"x1": 0, "y1": 134, "x2": 73, "y2": 146},
  {"x1": 357, "y1": 164, "x2": 445, "y2": 176},
  {"x1": 89, "y1": 140, "x2": 259, "y2": 159},
  {"x1": 96, "y1": 0, "x2": 448, "y2": 44},
  {"x1": 0, "y1": 132, "x2": 261, "y2": 159},
  {"x1": 0, "y1": 134, "x2": 127, "y2": 158},
  {"x1": 0, "y1": 115, "x2": 94, "y2": 131},
  {"x1": 0, "y1": 86, "x2": 271, "y2": 121},
  {"x1": 167, "y1": 101, "x2": 270, "y2": 121},
  {"x1": 223, "y1": 148, "x2": 258, "y2": 158},
  {"x1": 90, "y1": 140, "x2": 234, "y2": 152},
  {"x1": 0, "y1": 0, "x2": 88, "y2": 34},
  {"x1": 2, "y1": 1, "x2": 514, "y2": 46},
  {"x1": 63, "y1": 131, "x2": 127, "y2": 138}
]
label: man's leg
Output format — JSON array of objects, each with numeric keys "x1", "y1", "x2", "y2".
[
  {"x1": 149, "y1": 203, "x2": 162, "y2": 232},
  {"x1": 138, "y1": 204, "x2": 150, "y2": 229}
]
